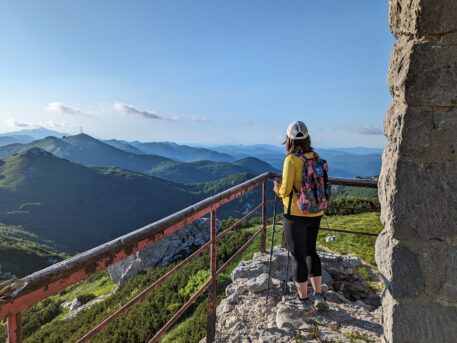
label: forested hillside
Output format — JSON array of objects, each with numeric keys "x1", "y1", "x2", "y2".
[{"x1": 0, "y1": 148, "x2": 203, "y2": 253}]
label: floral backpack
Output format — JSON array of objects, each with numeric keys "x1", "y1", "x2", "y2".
[{"x1": 288, "y1": 153, "x2": 331, "y2": 215}]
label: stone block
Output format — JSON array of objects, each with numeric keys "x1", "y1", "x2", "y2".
[
  {"x1": 389, "y1": 301, "x2": 457, "y2": 342},
  {"x1": 379, "y1": 159, "x2": 457, "y2": 241},
  {"x1": 389, "y1": 38, "x2": 457, "y2": 106},
  {"x1": 376, "y1": 233, "x2": 426, "y2": 299},
  {"x1": 383, "y1": 103, "x2": 457, "y2": 162},
  {"x1": 389, "y1": 0, "x2": 457, "y2": 37},
  {"x1": 442, "y1": 244, "x2": 457, "y2": 302}
]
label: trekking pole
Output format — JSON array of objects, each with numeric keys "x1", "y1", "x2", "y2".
[
  {"x1": 283, "y1": 249, "x2": 290, "y2": 296},
  {"x1": 265, "y1": 194, "x2": 279, "y2": 304}
]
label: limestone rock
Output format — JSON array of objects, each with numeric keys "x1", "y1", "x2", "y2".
[
  {"x1": 69, "y1": 298, "x2": 81, "y2": 312},
  {"x1": 389, "y1": 0, "x2": 457, "y2": 37},
  {"x1": 108, "y1": 218, "x2": 221, "y2": 285},
  {"x1": 246, "y1": 273, "x2": 270, "y2": 293},
  {"x1": 209, "y1": 248, "x2": 382, "y2": 342}
]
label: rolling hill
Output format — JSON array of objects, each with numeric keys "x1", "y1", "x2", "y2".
[
  {"x1": 0, "y1": 136, "x2": 23, "y2": 147},
  {"x1": 103, "y1": 139, "x2": 145, "y2": 154},
  {"x1": 0, "y1": 135, "x2": 278, "y2": 184},
  {"x1": 0, "y1": 127, "x2": 68, "y2": 140},
  {"x1": 0, "y1": 134, "x2": 172, "y2": 172},
  {"x1": 0, "y1": 148, "x2": 204, "y2": 253},
  {"x1": 0, "y1": 224, "x2": 69, "y2": 277},
  {"x1": 131, "y1": 141, "x2": 235, "y2": 162},
  {"x1": 148, "y1": 157, "x2": 278, "y2": 184},
  {"x1": 233, "y1": 157, "x2": 278, "y2": 175},
  {"x1": 209, "y1": 144, "x2": 382, "y2": 178}
]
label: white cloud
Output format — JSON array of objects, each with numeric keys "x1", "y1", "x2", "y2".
[
  {"x1": 351, "y1": 124, "x2": 383, "y2": 135},
  {"x1": 5, "y1": 118, "x2": 75, "y2": 130},
  {"x1": 46, "y1": 102, "x2": 91, "y2": 116},
  {"x1": 5, "y1": 118, "x2": 39, "y2": 128},
  {"x1": 114, "y1": 102, "x2": 208, "y2": 123},
  {"x1": 114, "y1": 102, "x2": 162, "y2": 120},
  {"x1": 46, "y1": 120, "x2": 75, "y2": 128}
]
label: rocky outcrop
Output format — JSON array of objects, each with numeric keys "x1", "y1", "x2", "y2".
[
  {"x1": 377, "y1": 1, "x2": 457, "y2": 342},
  {"x1": 108, "y1": 218, "x2": 221, "y2": 285},
  {"x1": 61, "y1": 293, "x2": 113, "y2": 320},
  {"x1": 206, "y1": 248, "x2": 382, "y2": 342}
]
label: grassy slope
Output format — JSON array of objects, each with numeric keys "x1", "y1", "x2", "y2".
[
  {"x1": 0, "y1": 224, "x2": 69, "y2": 277},
  {"x1": 331, "y1": 185, "x2": 378, "y2": 199},
  {"x1": 318, "y1": 212, "x2": 382, "y2": 266},
  {"x1": 148, "y1": 160, "x2": 252, "y2": 184},
  {"x1": 0, "y1": 149, "x2": 204, "y2": 253}
]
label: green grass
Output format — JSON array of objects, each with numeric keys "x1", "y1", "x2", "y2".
[
  {"x1": 318, "y1": 212, "x2": 382, "y2": 266},
  {"x1": 344, "y1": 330, "x2": 375, "y2": 342},
  {"x1": 57, "y1": 272, "x2": 116, "y2": 302},
  {"x1": 0, "y1": 224, "x2": 69, "y2": 277}
]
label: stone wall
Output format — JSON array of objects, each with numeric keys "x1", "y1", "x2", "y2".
[{"x1": 376, "y1": 1, "x2": 457, "y2": 342}]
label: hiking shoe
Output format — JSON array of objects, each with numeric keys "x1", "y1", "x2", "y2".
[
  {"x1": 311, "y1": 293, "x2": 329, "y2": 311},
  {"x1": 283, "y1": 294, "x2": 313, "y2": 311}
]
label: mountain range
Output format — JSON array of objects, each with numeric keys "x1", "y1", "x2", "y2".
[
  {"x1": 0, "y1": 128, "x2": 382, "y2": 178},
  {"x1": 0, "y1": 133, "x2": 278, "y2": 183},
  {"x1": 0, "y1": 127, "x2": 383, "y2": 276}
]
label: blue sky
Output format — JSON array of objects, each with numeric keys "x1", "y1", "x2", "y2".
[{"x1": 0, "y1": 1, "x2": 394, "y2": 147}]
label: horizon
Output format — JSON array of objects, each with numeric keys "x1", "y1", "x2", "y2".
[
  {"x1": 0, "y1": 126, "x2": 385, "y2": 151},
  {"x1": 0, "y1": 1, "x2": 393, "y2": 148}
]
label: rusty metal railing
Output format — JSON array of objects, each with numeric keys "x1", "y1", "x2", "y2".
[{"x1": 0, "y1": 172, "x2": 378, "y2": 343}]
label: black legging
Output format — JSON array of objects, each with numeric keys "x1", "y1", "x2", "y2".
[{"x1": 283, "y1": 214, "x2": 322, "y2": 283}]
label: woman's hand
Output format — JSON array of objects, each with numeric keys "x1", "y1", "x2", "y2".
[{"x1": 273, "y1": 179, "x2": 281, "y2": 194}]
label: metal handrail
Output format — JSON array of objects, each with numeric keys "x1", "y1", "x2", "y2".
[{"x1": 0, "y1": 172, "x2": 379, "y2": 342}]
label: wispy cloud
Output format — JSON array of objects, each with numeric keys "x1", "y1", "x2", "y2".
[
  {"x1": 5, "y1": 118, "x2": 35, "y2": 128},
  {"x1": 114, "y1": 102, "x2": 208, "y2": 123},
  {"x1": 114, "y1": 102, "x2": 162, "y2": 120},
  {"x1": 46, "y1": 120, "x2": 75, "y2": 128},
  {"x1": 46, "y1": 102, "x2": 92, "y2": 116},
  {"x1": 351, "y1": 124, "x2": 383, "y2": 135},
  {"x1": 5, "y1": 118, "x2": 74, "y2": 130}
]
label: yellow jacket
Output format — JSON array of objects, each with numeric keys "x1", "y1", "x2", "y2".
[{"x1": 278, "y1": 152, "x2": 324, "y2": 217}]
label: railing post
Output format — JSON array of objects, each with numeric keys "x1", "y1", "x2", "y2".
[
  {"x1": 206, "y1": 210, "x2": 217, "y2": 343},
  {"x1": 7, "y1": 313, "x2": 23, "y2": 343},
  {"x1": 260, "y1": 181, "x2": 267, "y2": 253}
]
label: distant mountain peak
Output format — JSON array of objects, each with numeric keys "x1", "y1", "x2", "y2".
[
  {"x1": 0, "y1": 127, "x2": 69, "y2": 140},
  {"x1": 65, "y1": 133, "x2": 97, "y2": 141},
  {"x1": 20, "y1": 147, "x2": 54, "y2": 158}
]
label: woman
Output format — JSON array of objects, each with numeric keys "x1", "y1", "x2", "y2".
[{"x1": 273, "y1": 120, "x2": 329, "y2": 311}]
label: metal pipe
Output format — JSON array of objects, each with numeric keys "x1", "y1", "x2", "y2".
[
  {"x1": 261, "y1": 181, "x2": 267, "y2": 253},
  {"x1": 7, "y1": 313, "x2": 22, "y2": 343},
  {"x1": 206, "y1": 210, "x2": 217, "y2": 343}
]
